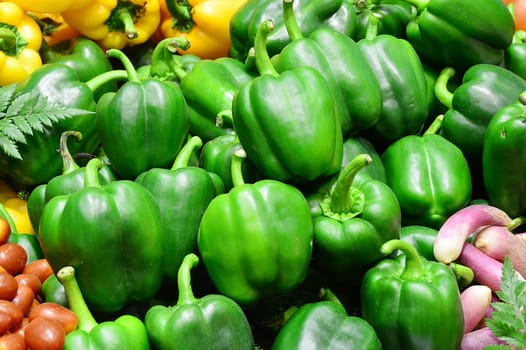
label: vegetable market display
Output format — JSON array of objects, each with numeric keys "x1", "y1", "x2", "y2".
[{"x1": 2, "y1": 0, "x2": 526, "y2": 348}]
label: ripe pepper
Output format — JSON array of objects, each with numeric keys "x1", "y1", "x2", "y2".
[
  {"x1": 135, "y1": 136, "x2": 224, "y2": 285},
  {"x1": 271, "y1": 0, "x2": 383, "y2": 136},
  {"x1": 145, "y1": 253, "x2": 255, "y2": 349},
  {"x1": 358, "y1": 14, "x2": 428, "y2": 149},
  {"x1": 96, "y1": 49, "x2": 190, "y2": 180},
  {"x1": 307, "y1": 154, "x2": 401, "y2": 288},
  {"x1": 61, "y1": 0, "x2": 161, "y2": 50},
  {"x1": 483, "y1": 90, "x2": 526, "y2": 218},
  {"x1": 159, "y1": 0, "x2": 248, "y2": 59},
  {"x1": 381, "y1": 115, "x2": 472, "y2": 229},
  {"x1": 232, "y1": 19, "x2": 342, "y2": 183},
  {"x1": 361, "y1": 239, "x2": 464, "y2": 350},
  {"x1": 404, "y1": 0, "x2": 515, "y2": 71},
  {"x1": 38, "y1": 158, "x2": 165, "y2": 313},
  {"x1": 272, "y1": 300, "x2": 382, "y2": 350},
  {"x1": 26, "y1": 131, "x2": 117, "y2": 234},
  {"x1": 229, "y1": 0, "x2": 356, "y2": 61},
  {"x1": 435, "y1": 64, "x2": 526, "y2": 196},
  {"x1": 197, "y1": 150, "x2": 314, "y2": 305},
  {"x1": 0, "y1": 2, "x2": 42, "y2": 86},
  {"x1": 57, "y1": 265, "x2": 150, "y2": 350},
  {"x1": 8, "y1": 0, "x2": 92, "y2": 13}
]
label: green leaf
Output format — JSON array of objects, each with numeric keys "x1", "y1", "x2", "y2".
[{"x1": 0, "y1": 84, "x2": 94, "y2": 160}]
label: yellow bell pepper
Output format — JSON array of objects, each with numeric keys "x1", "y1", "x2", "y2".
[
  {"x1": 6, "y1": 0, "x2": 92, "y2": 14},
  {"x1": 28, "y1": 12, "x2": 80, "y2": 46},
  {"x1": 0, "y1": 2, "x2": 42, "y2": 86},
  {"x1": 61, "y1": 0, "x2": 160, "y2": 50},
  {"x1": 0, "y1": 179, "x2": 33, "y2": 234},
  {"x1": 159, "y1": 0, "x2": 247, "y2": 59}
]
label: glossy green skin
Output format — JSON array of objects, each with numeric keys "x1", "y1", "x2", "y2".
[
  {"x1": 272, "y1": 27, "x2": 383, "y2": 136},
  {"x1": 135, "y1": 167, "x2": 223, "y2": 284},
  {"x1": 381, "y1": 134, "x2": 472, "y2": 229},
  {"x1": 41, "y1": 37, "x2": 117, "y2": 100},
  {"x1": 405, "y1": 0, "x2": 515, "y2": 71},
  {"x1": 441, "y1": 64, "x2": 526, "y2": 177},
  {"x1": 309, "y1": 176, "x2": 401, "y2": 286},
  {"x1": 504, "y1": 41, "x2": 526, "y2": 81},
  {"x1": 229, "y1": 0, "x2": 356, "y2": 60},
  {"x1": 353, "y1": 0, "x2": 417, "y2": 40},
  {"x1": 361, "y1": 242, "x2": 464, "y2": 350},
  {"x1": 64, "y1": 315, "x2": 150, "y2": 350},
  {"x1": 272, "y1": 301, "x2": 381, "y2": 350},
  {"x1": 341, "y1": 136, "x2": 386, "y2": 183},
  {"x1": 7, "y1": 233, "x2": 43, "y2": 264},
  {"x1": 398, "y1": 225, "x2": 438, "y2": 261},
  {"x1": 38, "y1": 169, "x2": 164, "y2": 313},
  {"x1": 232, "y1": 67, "x2": 343, "y2": 183},
  {"x1": 96, "y1": 79, "x2": 189, "y2": 180},
  {"x1": 197, "y1": 180, "x2": 314, "y2": 305},
  {"x1": 483, "y1": 99, "x2": 526, "y2": 217},
  {"x1": 358, "y1": 35, "x2": 428, "y2": 146},
  {"x1": 41, "y1": 274, "x2": 68, "y2": 307},
  {"x1": 198, "y1": 133, "x2": 262, "y2": 191},
  {"x1": 0, "y1": 64, "x2": 98, "y2": 188},
  {"x1": 179, "y1": 58, "x2": 255, "y2": 142}
]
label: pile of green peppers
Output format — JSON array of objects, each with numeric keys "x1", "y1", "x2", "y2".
[{"x1": 2, "y1": 0, "x2": 525, "y2": 348}]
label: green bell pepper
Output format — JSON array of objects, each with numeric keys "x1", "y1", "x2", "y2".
[
  {"x1": 135, "y1": 136, "x2": 224, "y2": 285},
  {"x1": 145, "y1": 253, "x2": 255, "y2": 350},
  {"x1": 272, "y1": 300, "x2": 382, "y2": 350},
  {"x1": 38, "y1": 158, "x2": 164, "y2": 313},
  {"x1": 171, "y1": 54, "x2": 256, "y2": 143},
  {"x1": 271, "y1": 0, "x2": 383, "y2": 136},
  {"x1": 482, "y1": 90, "x2": 526, "y2": 218},
  {"x1": 57, "y1": 265, "x2": 150, "y2": 350},
  {"x1": 341, "y1": 135, "x2": 386, "y2": 183},
  {"x1": 41, "y1": 273, "x2": 68, "y2": 307},
  {"x1": 358, "y1": 15, "x2": 429, "y2": 148},
  {"x1": 398, "y1": 225, "x2": 437, "y2": 261},
  {"x1": 503, "y1": 30, "x2": 526, "y2": 81},
  {"x1": 353, "y1": 0, "x2": 417, "y2": 40},
  {"x1": 381, "y1": 115, "x2": 472, "y2": 229},
  {"x1": 404, "y1": 0, "x2": 515, "y2": 71},
  {"x1": 307, "y1": 154, "x2": 401, "y2": 287},
  {"x1": 39, "y1": 37, "x2": 118, "y2": 100},
  {"x1": 361, "y1": 239, "x2": 464, "y2": 350},
  {"x1": 0, "y1": 202, "x2": 43, "y2": 264},
  {"x1": 435, "y1": 64, "x2": 526, "y2": 196},
  {"x1": 232, "y1": 19, "x2": 343, "y2": 183},
  {"x1": 26, "y1": 130, "x2": 116, "y2": 234},
  {"x1": 96, "y1": 49, "x2": 189, "y2": 180},
  {"x1": 229, "y1": 0, "x2": 356, "y2": 61},
  {"x1": 0, "y1": 64, "x2": 125, "y2": 189},
  {"x1": 197, "y1": 150, "x2": 314, "y2": 305}
]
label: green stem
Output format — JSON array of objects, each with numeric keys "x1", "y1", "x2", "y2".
[
  {"x1": 434, "y1": 67, "x2": 455, "y2": 110},
  {"x1": 176, "y1": 253, "x2": 199, "y2": 305},
  {"x1": 216, "y1": 110, "x2": 234, "y2": 129},
  {"x1": 0, "y1": 202, "x2": 18, "y2": 235},
  {"x1": 283, "y1": 0, "x2": 303, "y2": 41},
  {"x1": 254, "y1": 19, "x2": 279, "y2": 77},
  {"x1": 403, "y1": 0, "x2": 428, "y2": 11},
  {"x1": 106, "y1": 48, "x2": 140, "y2": 83},
  {"x1": 319, "y1": 287, "x2": 343, "y2": 305},
  {"x1": 85, "y1": 69, "x2": 129, "y2": 92},
  {"x1": 330, "y1": 154, "x2": 372, "y2": 213},
  {"x1": 380, "y1": 239, "x2": 424, "y2": 279},
  {"x1": 116, "y1": 7, "x2": 138, "y2": 39},
  {"x1": 364, "y1": 13, "x2": 380, "y2": 40},
  {"x1": 57, "y1": 266, "x2": 98, "y2": 332},
  {"x1": 422, "y1": 114, "x2": 444, "y2": 135},
  {"x1": 83, "y1": 158, "x2": 104, "y2": 188},
  {"x1": 150, "y1": 37, "x2": 191, "y2": 80},
  {"x1": 509, "y1": 216, "x2": 526, "y2": 231},
  {"x1": 449, "y1": 263, "x2": 474, "y2": 289},
  {"x1": 165, "y1": 0, "x2": 194, "y2": 32},
  {"x1": 170, "y1": 136, "x2": 202, "y2": 170},
  {"x1": 59, "y1": 131, "x2": 82, "y2": 174},
  {"x1": 231, "y1": 148, "x2": 247, "y2": 188}
]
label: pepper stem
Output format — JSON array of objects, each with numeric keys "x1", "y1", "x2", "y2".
[
  {"x1": 231, "y1": 148, "x2": 247, "y2": 188},
  {"x1": 364, "y1": 13, "x2": 380, "y2": 40},
  {"x1": 330, "y1": 154, "x2": 372, "y2": 214},
  {"x1": 150, "y1": 37, "x2": 191, "y2": 80},
  {"x1": 283, "y1": 0, "x2": 303, "y2": 41},
  {"x1": 83, "y1": 158, "x2": 104, "y2": 188},
  {"x1": 106, "y1": 48, "x2": 140, "y2": 83},
  {"x1": 176, "y1": 253, "x2": 199, "y2": 305},
  {"x1": 59, "y1": 131, "x2": 82, "y2": 174},
  {"x1": 165, "y1": 0, "x2": 194, "y2": 32},
  {"x1": 170, "y1": 136, "x2": 202, "y2": 170},
  {"x1": 510, "y1": 216, "x2": 526, "y2": 231},
  {"x1": 0, "y1": 202, "x2": 18, "y2": 235},
  {"x1": 116, "y1": 6, "x2": 138, "y2": 39},
  {"x1": 518, "y1": 90, "x2": 526, "y2": 105},
  {"x1": 381, "y1": 239, "x2": 424, "y2": 279},
  {"x1": 84, "y1": 69, "x2": 128, "y2": 92},
  {"x1": 57, "y1": 266, "x2": 98, "y2": 332},
  {"x1": 403, "y1": 0, "x2": 429, "y2": 11},
  {"x1": 434, "y1": 67, "x2": 455, "y2": 110},
  {"x1": 422, "y1": 114, "x2": 444, "y2": 135},
  {"x1": 254, "y1": 19, "x2": 279, "y2": 77}
]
